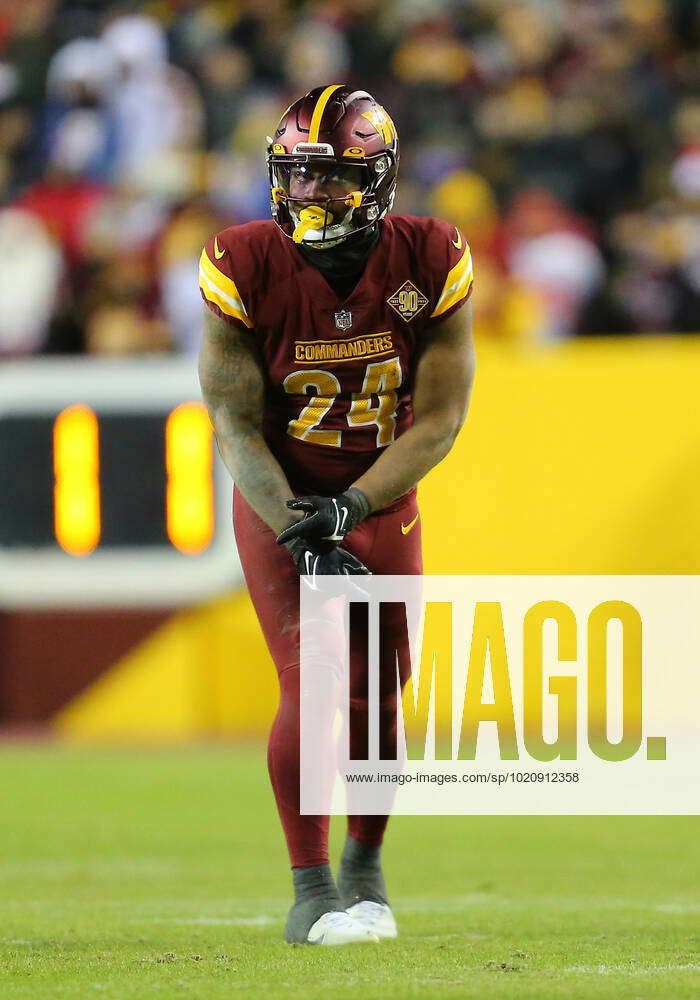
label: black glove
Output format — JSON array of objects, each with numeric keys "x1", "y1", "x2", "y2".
[
  {"x1": 276, "y1": 487, "x2": 370, "y2": 547},
  {"x1": 283, "y1": 536, "x2": 371, "y2": 591}
]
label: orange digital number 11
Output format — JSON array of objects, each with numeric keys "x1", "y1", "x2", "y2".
[{"x1": 53, "y1": 403, "x2": 214, "y2": 557}]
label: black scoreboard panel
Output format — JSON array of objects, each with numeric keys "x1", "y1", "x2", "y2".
[
  {"x1": 0, "y1": 415, "x2": 55, "y2": 547},
  {"x1": 0, "y1": 406, "x2": 214, "y2": 554},
  {"x1": 0, "y1": 359, "x2": 238, "y2": 607},
  {"x1": 100, "y1": 415, "x2": 169, "y2": 547}
]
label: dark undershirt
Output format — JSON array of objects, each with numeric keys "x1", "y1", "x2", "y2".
[{"x1": 297, "y1": 224, "x2": 381, "y2": 301}]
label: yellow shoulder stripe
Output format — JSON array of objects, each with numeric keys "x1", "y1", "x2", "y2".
[
  {"x1": 431, "y1": 245, "x2": 473, "y2": 319},
  {"x1": 199, "y1": 248, "x2": 253, "y2": 328},
  {"x1": 308, "y1": 84, "x2": 343, "y2": 143}
]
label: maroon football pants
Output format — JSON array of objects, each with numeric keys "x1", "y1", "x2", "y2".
[{"x1": 233, "y1": 485, "x2": 422, "y2": 868}]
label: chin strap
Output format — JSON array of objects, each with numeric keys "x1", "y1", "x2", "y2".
[{"x1": 293, "y1": 205, "x2": 335, "y2": 244}]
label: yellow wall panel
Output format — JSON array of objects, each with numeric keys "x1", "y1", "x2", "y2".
[
  {"x1": 54, "y1": 591, "x2": 278, "y2": 741},
  {"x1": 421, "y1": 337, "x2": 700, "y2": 574}
]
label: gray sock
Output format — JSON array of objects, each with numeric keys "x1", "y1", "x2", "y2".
[
  {"x1": 338, "y1": 835, "x2": 389, "y2": 907},
  {"x1": 285, "y1": 863, "x2": 343, "y2": 944}
]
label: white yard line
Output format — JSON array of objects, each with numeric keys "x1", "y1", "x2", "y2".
[
  {"x1": 153, "y1": 916, "x2": 277, "y2": 927},
  {"x1": 561, "y1": 964, "x2": 700, "y2": 976},
  {"x1": 400, "y1": 893, "x2": 700, "y2": 914},
  {"x1": 654, "y1": 903, "x2": 700, "y2": 913},
  {"x1": 0, "y1": 860, "x2": 181, "y2": 876}
]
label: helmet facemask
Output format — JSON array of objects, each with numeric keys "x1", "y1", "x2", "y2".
[{"x1": 268, "y1": 149, "x2": 397, "y2": 248}]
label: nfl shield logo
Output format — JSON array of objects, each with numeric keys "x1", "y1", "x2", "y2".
[{"x1": 335, "y1": 309, "x2": 352, "y2": 331}]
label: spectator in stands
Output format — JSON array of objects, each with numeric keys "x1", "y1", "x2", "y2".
[
  {"x1": 1, "y1": 0, "x2": 698, "y2": 352},
  {"x1": 0, "y1": 206, "x2": 62, "y2": 354}
]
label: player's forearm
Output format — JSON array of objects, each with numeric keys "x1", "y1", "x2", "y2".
[
  {"x1": 351, "y1": 415, "x2": 460, "y2": 512},
  {"x1": 199, "y1": 311, "x2": 300, "y2": 534},
  {"x1": 354, "y1": 304, "x2": 476, "y2": 513},
  {"x1": 212, "y1": 424, "x2": 298, "y2": 534}
]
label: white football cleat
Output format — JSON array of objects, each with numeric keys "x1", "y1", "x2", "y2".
[
  {"x1": 306, "y1": 910, "x2": 380, "y2": 945},
  {"x1": 345, "y1": 900, "x2": 398, "y2": 939}
]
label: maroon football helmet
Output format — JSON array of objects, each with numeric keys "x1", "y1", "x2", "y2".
[{"x1": 267, "y1": 84, "x2": 399, "y2": 246}]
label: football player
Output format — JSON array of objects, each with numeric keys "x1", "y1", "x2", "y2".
[{"x1": 198, "y1": 85, "x2": 475, "y2": 945}]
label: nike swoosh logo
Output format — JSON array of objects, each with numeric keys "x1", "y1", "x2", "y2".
[
  {"x1": 452, "y1": 228, "x2": 463, "y2": 250},
  {"x1": 329, "y1": 498, "x2": 348, "y2": 541},
  {"x1": 401, "y1": 513, "x2": 419, "y2": 535},
  {"x1": 213, "y1": 237, "x2": 225, "y2": 260}
]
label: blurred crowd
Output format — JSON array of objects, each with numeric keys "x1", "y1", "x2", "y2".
[{"x1": 1, "y1": 0, "x2": 699, "y2": 356}]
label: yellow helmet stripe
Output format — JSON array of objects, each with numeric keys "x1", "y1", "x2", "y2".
[{"x1": 308, "y1": 84, "x2": 343, "y2": 143}]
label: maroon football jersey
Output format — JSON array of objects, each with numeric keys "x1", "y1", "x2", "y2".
[{"x1": 199, "y1": 214, "x2": 473, "y2": 494}]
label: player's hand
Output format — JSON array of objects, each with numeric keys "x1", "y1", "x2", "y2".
[
  {"x1": 283, "y1": 537, "x2": 371, "y2": 592},
  {"x1": 276, "y1": 487, "x2": 370, "y2": 546}
]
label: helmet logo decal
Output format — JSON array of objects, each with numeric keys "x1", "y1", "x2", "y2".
[
  {"x1": 272, "y1": 142, "x2": 286, "y2": 154},
  {"x1": 361, "y1": 105, "x2": 397, "y2": 144},
  {"x1": 387, "y1": 281, "x2": 429, "y2": 322},
  {"x1": 343, "y1": 146, "x2": 365, "y2": 158}
]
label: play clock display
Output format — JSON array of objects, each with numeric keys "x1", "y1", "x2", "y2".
[
  {"x1": 0, "y1": 359, "x2": 240, "y2": 608},
  {"x1": 1, "y1": 404, "x2": 213, "y2": 554}
]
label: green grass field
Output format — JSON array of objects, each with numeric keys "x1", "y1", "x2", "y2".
[{"x1": 0, "y1": 744, "x2": 698, "y2": 999}]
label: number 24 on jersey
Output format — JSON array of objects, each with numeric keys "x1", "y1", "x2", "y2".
[{"x1": 283, "y1": 356, "x2": 402, "y2": 448}]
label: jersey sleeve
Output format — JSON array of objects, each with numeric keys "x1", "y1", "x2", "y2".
[
  {"x1": 425, "y1": 220, "x2": 474, "y2": 325},
  {"x1": 198, "y1": 232, "x2": 253, "y2": 329}
]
